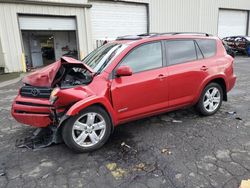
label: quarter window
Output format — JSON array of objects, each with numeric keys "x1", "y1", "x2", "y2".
[
  {"x1": 166, "y1": 40, "x2": 197, "y2": 65},
  {"x1": 196, "y1": 39, "x2": 217, "y2": 58},
  {"x1": 120, "y1": 42, "x2": 162, "y2": 73}
]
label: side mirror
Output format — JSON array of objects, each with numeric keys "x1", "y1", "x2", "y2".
[{"x1": 116, "y1": 66, "x2": 133, "y2": 77}]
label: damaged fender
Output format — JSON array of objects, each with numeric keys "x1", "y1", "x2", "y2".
[{"x1": 64, "y1": 96, "x2": 118, "y2": 126}]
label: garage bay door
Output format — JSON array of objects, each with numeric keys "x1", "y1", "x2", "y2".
[
  {"x1": 218, "y1": 9, "x2": 248, "y2": 38},
  {"x1": 19, "y1": 16, "x2": 76, "y2": 31},
  {"x1": 90, "y1": 2, "x2": 147, "y2": 43}
]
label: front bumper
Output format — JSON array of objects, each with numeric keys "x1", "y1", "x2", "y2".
[{"x1": 12, "y1": 95, "x2": 53, "y2": 128}]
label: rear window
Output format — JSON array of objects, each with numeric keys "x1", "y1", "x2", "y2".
[{"x1": 196, "y1": 39, "x2": 217, "y2": 58}]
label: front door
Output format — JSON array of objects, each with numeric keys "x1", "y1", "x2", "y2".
[{"x1": 111, "y1": 42, "x2": 169, "y2": 121}]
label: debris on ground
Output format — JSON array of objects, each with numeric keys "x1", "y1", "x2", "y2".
[
  {"x1": 172, "y1": 119, "x2": 183, "y2": 123},
  {"x1": 106, "y1": 163, "x2": 127, "y2": 180},
  {"x1": 121, "y1": 142, "x2": 131, "y2": 149},
  {"x1": 161, "y1": 148, "x2": 172, "y2": 155},
  {"x1": 240, "y1": 179, "x2": 250, "y2": 188},
  {"x1": 226, "y1": 111, "x2": 243, "y2": 121},
  {"x1": 42, "y1": 174, "x2": 49, "y2": 179},
  {"x1": 106, "y1": 163, "x2": 117, "y2": 171},
  {"x1": 111, "y1": 168, "x2": 127, "y2": 179},
  {"x1": 121, "y1": 142, "x2": 137, "y2": 153},
  {"x1": 0, "y1": 170, "x2": 5, "y2": 176},
  {"x1": 235, "y1": 117, "x2": 243, "y2": 121},
  {"x1": 15, "y1": 127, "x2": 62, "y2": 150},
  {"x1": 133, "y1": 163, "x2": 146, "y2": 171},
  {"x1": 227, "y1": 111, "x2": 237, "y2": 115},
  {"x1": 160, "y1": 115, "x2": 172, "y2": 122}
]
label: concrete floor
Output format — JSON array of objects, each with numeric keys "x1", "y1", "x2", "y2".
[{"x1": 0, "y1": 57, "x2": 249, "y2": 188}]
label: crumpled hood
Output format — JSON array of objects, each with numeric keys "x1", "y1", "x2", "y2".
[{"x1": 22, "y1": 56, "x2": 94, "y2": 87}]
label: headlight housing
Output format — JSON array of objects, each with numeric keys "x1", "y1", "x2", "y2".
[{"x1": 49, "y1": 88, "x2": 60, "y2": 104}]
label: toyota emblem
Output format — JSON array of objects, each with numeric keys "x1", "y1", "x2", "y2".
[{"x1": 31, "y1": 88, "x2": 40, "y2": 97}]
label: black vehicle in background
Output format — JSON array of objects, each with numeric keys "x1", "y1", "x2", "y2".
[
  {"x1": 222, "y1": 42, "x2": 235, "y2": 58},
  {"x1": 222, "y1": 36, "x2": 250, "y2": 56}
]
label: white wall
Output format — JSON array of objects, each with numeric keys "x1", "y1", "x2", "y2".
[
  {"x1": 1, "y1": 0, "x2": 250, "y2": 72},
  {"x1": 0, "y1": 38, "x2": 5, "y2": 68}
]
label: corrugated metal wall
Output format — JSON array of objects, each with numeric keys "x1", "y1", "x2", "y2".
[
  {"x1": 22, "y1": 0, "x2": 88, "y2": 4},
  {"x1": 199, "y1": 0, "x2": 250, "y2": 35},
  {"x1": 1, "y1": 0, "x2": 250, "y2": 72},
  {"x1": 124, "y1": 0, "x2": 250, "y2": 35}
]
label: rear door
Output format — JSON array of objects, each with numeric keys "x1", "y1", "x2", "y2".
[
  {"x1": 165, "y1": 39, "x2": 217, "y2": 107},
  {"x1": 111, "y1": 41, "x2": 169, "y2": 120}
]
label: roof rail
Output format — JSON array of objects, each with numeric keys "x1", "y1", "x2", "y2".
[
  {"x1": 116, "y1": 32, "x2": 212, "y2": 41},
  {"x1": 150, "y1": 32, "x2": 212, "y2": 37},
  {"x1": 138, "y1": 33, "x2": 159, "y2": 37},
  {"x1": 116, "y1": 33, "x2": 159, "y2": 40},
  {"x1": 174, "y1": 32, "x2": 212, "y2": 36},
  {"x1": 116, "y1": 35, "x2": 143, "y2": 41}
]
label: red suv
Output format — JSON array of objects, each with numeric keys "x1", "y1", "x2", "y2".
[{"x1": 12, "y1": 33, "x2": 236, "y2": 152}]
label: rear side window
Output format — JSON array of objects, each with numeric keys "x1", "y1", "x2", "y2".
[
  {"x1": 196, "y1": 39, "x2": 217, "y2": 58},
  {"x1": 165, "y1": 40, "x2": 197, "y2": 65},
  {"x1": 120, "y1": 42, "x2": 162, "y2": 73}
]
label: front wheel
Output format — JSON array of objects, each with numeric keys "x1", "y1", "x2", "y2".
[
  {"x1": 196, "y1": 83, "x2": 223, "y2": 116},
  {"x1": 62, "y1": 106, "x2": 112, "y2": 153}
]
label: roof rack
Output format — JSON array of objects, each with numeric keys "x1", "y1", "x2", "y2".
[
  {"x1": 138, "y1": 33, "x2": 159, "y2": 37},
  {"x1": 116, "y1": 32, "x2": 212, "y2": 41},
  {"x1": 116, "y1": 35, "x2": 143, "y2": 41},
  {"x1": 149, "y1": 32, "x2": 212, "y2": 37},
  {"x1": 116, "y1": 33, "x2": 159, "y2": 40}
]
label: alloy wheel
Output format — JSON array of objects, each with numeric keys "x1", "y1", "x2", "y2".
[
  {"x1": 72, "y1": 112, "x2": 106, "y2": 147},
  {"x1": 203, "y1": 87, "x2": 221, "y2": 113}
]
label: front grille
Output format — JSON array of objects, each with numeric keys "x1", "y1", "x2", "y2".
[
  {"x1": 16, "y1": 101, "x2": 52, "y2": 107},
  {"x1": 20, "y1": 86, "x2": 52, "y2": 99}
]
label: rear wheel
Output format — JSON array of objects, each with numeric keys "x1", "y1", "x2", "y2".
[
  {"x1": 62, "y1": 106, "x2": 112, "y2": 153},
  {"x1": 196, "y1": 83, "x2": 223, "y2": 116}
]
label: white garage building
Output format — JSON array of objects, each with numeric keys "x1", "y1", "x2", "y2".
[{"x1": 0, "y1": 0, "x2": 250, "y2": 73}]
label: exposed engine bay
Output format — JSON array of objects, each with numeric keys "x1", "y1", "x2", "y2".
[
  {"x1": 54, "y1": 65, "x2": 93, "y2": 88},
  {"x1": 20, "y1": 57, "x2": 94, "y2": 99}
]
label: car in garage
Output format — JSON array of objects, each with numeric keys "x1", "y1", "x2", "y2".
[
  {"x1": 12, "y1": 33, "x2": 236, "y2": 152},
  {"x1": 222, "y1": 36, "x2": 250, "y2": 56}
]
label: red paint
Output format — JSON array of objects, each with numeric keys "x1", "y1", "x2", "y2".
[
  {"x1": 22, "y1": 56, "x2": 94, "y2": 87},
  {"x1": 12, "y1": 35, "x2": 236, "y2": 128}
]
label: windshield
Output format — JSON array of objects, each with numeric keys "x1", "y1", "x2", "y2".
[{"x1": 82, "y1": 43, "x2": 128, "y2": 73}]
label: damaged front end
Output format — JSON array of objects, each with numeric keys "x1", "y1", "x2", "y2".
[{"x1": 12, "y1": 56, "x2": 95, "y2": 149}]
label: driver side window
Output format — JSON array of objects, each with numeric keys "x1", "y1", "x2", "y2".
[{"x1": 120, "y1": 42, "x2": 163, "y2": 73}]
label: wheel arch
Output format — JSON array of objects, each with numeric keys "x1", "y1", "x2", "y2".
[
  {"x1": 68, "y1": 96, "x2": 117, "y2": 121},
  {"x1": 57, "y1": 98, "x2": 117, "y2": 139},
  {"x1": 209, "y1": 78, "x2": 227, "y2": 101},
  {"x1": 196, "y1": 76, "x2": 228, "y2": 104}
]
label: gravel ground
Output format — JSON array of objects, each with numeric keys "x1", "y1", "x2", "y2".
[{"x1": 0, "y1": 57, "x2": 249, "y2": 188}]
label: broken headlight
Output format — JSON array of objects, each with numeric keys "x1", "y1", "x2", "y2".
[{"x1": 49, "y1": 88, "x2": 60, "y2": 104}]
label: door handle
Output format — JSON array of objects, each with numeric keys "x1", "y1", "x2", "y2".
[{"x1": 200, "y1": 66, "x2": 208, "y2": 71}]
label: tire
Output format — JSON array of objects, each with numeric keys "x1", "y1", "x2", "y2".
[
  {"x1": 196, "y1": 83, "x2": 223, "y2": 116},
  {"x1": 62, "y1": 106, "x2": 112, "y2": 153}
]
